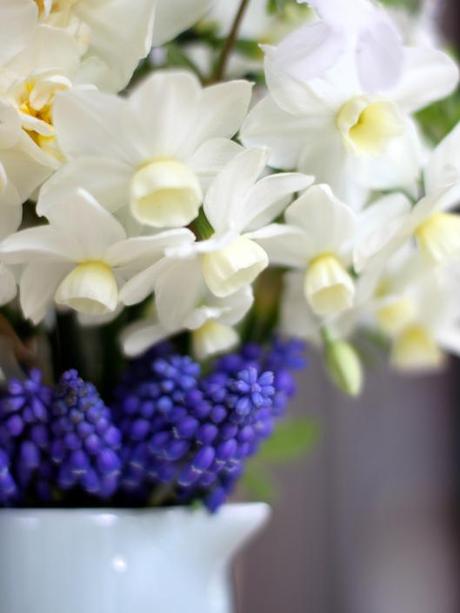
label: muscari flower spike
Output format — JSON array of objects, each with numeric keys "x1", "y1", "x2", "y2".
[
  {"x1": 115, "y1": 339, "x2": 305, "y2": 511},
  {"x1": 113, "y1": 347, "x2": 201, "y2": 498},
  {"x1": 0, "y1": 369, "x2": 52, "y2": 505},
  {"x1": 50, "y1": 370, "x2": 122, "y2": 499}
]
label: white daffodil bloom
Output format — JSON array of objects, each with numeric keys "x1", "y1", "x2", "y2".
[
  {"x1": 0, "y1": 0, "x2": 156, "y2": 93},
  {"x1": 122, "y1": 281, "x2": 253, "y2": 360},
  {"x1": 38, "y1": 70, "x2": 252, "y2": 230},
  {"x1": 0, "y1": 99, "x2": 55, "y2": 306},
  {"x1": 0, "y1": 189, "x2": 194, "y2": 323},
  {"x1": 0, "y1": 101, "x2": 50, "y2": 226},
  {"x1": 166, "y1": 148, "x2": 313, "y2": 299},
  {"x1": 153, "y1": 0, "x2": 214, "y2": 47},
  {"x1": 0, "y1": 26, "x2": 83, "y2": 166},
  {"x1": 276, "y1": 0, "x2": 404, "y2": 92},
  {"x1": 254, "y1": 184, "x2": 358, "y2": 318},
  {"x1": 280, "y1": 270, "x2": 357, "y2": 343},
  {"x1": 384, "y1": 270, "x2": 460, "y2": 373},
  {"x1": 241, "y1": 40, "x2": 458, "y2": 207},
  {"x1": 366, "y1": 124, "x2": 460, "y2": 267},
  {"x1": 119, "y1": 149, "x2": 312, "y2": 327}
]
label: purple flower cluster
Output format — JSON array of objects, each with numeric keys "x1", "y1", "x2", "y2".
[
  {"x1": 0, "y1": 339, "x2": 305, "y2": 509},
  {"x1": 50, "y1": 371, "x2": 122, "y2": 499},
  {"x1": 115, "y1": 339, "x2": 305, "y2": 511},
  {"x1": 0, "y1": 370, "x2": 52, "y2": 504}
]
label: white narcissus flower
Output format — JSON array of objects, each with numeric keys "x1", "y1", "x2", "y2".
[
  {"x1": 0, "y1": 26, "x2": 82, "y2": 166},
  {"x1": 122, "y1": 280, "x2": 253, "y2": 360},
  {"x1": 285, "y1": 0, "x2": 404, "y2": 91},
  {"x1": 38, "y1": 71, "x2": 252, "y2": 230},
  {"x1": 362, "y1": 124, "x2": 460, "y2": 268},
  {"x1": 0, "y1": 101, "x2": 50, "y2": 229},
  {"x1": 0, "y1": 0, "x2": 157, "y2": 93},
  {"x1": 254, "y1": 184, "x2": 358, "y2": 318},
  {"x1": 241, "y1": 42, "x2": 458, "y2": 207},
  {"x1": 119, "y1": 148, "x2": 312, "y2": 330},
  {"x1": 165, "y1": 148, "x2": 313, "y2": 299},
  {"x1": 0, "y1": 189, "x2": 194, "y2": 323},
  {"x1": 0, "y1": 99, "x2": 55, "y2": 306},
  {"x1": 280, "y1": 270, "x2": 356, "y2": 346},
  {"x1": 384, "y1": 269, "x2": 460, "y2": 372},
  {"x1": 152, "y1": 0, "x2": 214, "y2": 47}
]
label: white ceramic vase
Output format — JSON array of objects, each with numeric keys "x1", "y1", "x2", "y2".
[{"x1": 0, "y1": 502, "x2": 270, "y2": 613}]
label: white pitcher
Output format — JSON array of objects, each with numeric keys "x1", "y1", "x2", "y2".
[{"x1": 0, "y1": 503, "x2": 270, "y2": 613}]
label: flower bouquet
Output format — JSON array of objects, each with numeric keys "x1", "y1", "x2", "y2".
[{"x1": 0, "y1": 0, "x2": 459, "y2": 611}]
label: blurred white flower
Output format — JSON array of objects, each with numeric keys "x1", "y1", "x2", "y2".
[
  {"x1": 39, "y1": 71, "x2": 252, "y2": 230},
  {"x1": 0, "y1": 189, "x2": 194, "y2": 323},
  {"x1": 241, "y1": 40, "x2": 458, "y2": 207},
  {"x1": 0, "y1": 0, "x2": 156, "y2": 92},
  {"x1": 386, "y1": 269, "x2": 460, "y2": 372},
  {"x1": 362, "y1": 124, "x2": 460, "y2": 267},
  {"x1": 122, "y1": 281, "x2": 253, "y2": 360},
  {"x1": 254, "y1": 184, "x2": 358, "y2": 318},
  {"x1": 281, "y1": 0, "x2": 404, "y2": 92},
  {"x1": 153, "y1": 0, "x2": 214, "y2": 47}
]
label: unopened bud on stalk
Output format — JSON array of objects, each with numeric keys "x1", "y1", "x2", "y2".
[{"x1": 322, "y1": 330, "x2": 363, "y2": 397}]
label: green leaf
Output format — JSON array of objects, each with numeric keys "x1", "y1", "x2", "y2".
[
  {"x1": 257, "y1": 417, "x2": 319, "y2": 464},
  {"x1": 416, "y1": 89, "x2": 460, "y2": 144}
]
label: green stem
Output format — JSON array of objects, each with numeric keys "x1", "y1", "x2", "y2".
[{"x1": 209, "y1": 0, "x2": 251, "y2": 83}]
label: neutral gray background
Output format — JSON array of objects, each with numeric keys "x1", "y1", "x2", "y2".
[{"x1": 237, "y1": 354, "x2": 460, "y2": 613}]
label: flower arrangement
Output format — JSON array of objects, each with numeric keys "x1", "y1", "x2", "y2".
[{"x1": 0, "y1": 0, "x2": 458, "y2": 511}]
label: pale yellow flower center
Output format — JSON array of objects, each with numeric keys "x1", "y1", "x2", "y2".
[
  {"x1": 130, "y1": 159, "x2": 203, "y2": 228},
  {"x1": 415, "y1": 212, "x2": 460, "y2": 264},
  {"x1": 336, "y1": 97, "x2": 404, "y2": 155},
  {"x1": 304, "y1": 254, "x2": 354, "y2": 316},
  {"x1": 55, "y1": 261, "x2": 118, "y2": 316},
  {"x1": 391, "y1": 325, "x2": 444, "y2": 372},
  {"x1": 14, "y1": 75, "x2": 71, "y2": 157}
]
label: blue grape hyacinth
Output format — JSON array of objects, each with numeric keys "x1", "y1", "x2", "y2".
[
  {"x1": 115, "y1": 339, "x2": 305, "y2": 511},
  {"x1": 50, "y1": 370, "x2": 122, "y2": 499},
  {"x1": 113, "y1": 349, "x2": 201, "y2": 498},
  {"x1": 0, "y1": 338, "x2": 305, "y2": 509},
  {"x1": 0, "y1": 369, "x2": 52, "y2": 504}
]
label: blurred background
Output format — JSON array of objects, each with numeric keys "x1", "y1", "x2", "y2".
[{"x1": 236, "y1": 1, "x2": 460, "y2": 611}]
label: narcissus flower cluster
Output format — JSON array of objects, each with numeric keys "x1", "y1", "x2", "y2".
[{"x1": 0, "y1": 0, "x2": 459, "y2": 410}]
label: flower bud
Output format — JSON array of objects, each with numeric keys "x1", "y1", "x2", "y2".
[
  {"x1": 130, "y1": 159, "x2": 202, "y2": 228},
  {"x1": 324, "y1": 339, "x2": 363, "y2": 397}
]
